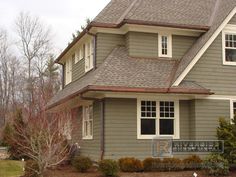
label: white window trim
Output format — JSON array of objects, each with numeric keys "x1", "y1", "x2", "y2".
[
  {"x1": 137, "y1": 99, "x2": 180, "y2": 140},
  {"x1": 158, "y1": 33, "x2": 172, "y2": 58},
  {"x1": 230, "y1": 99, "x2": 236, "y2": 122},
  {"x1": 82, "y1": 104, "x2": 93, "y2": 140},
  {"x1": 222, "y1": 26, "x2": 236, "y2": 66},
  {"x1": 65, "y1": 58, "x2": 72, "y2": 85},
  {"x1": 85, "y1": 39, "x2": 94, "y2": 73}
]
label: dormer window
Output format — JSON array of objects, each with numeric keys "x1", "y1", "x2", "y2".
[
  {"x1": 158, "y1": 33, "x2": 172, "y2": 58},
  {"x1": 85, "y1": 39, "x2": 94, "y2": 72}
]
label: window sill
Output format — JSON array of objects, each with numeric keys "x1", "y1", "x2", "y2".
[
  {"x1": 223, "y1": 61, "x2": 236, "y2": 66},
  {"x1": 137, "y1": 135, "x2": 180, "y2": 140},
  {"x1": 82, "y1": 136, "x2": 93, "y2": 140}
]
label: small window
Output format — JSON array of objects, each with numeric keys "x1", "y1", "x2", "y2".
[
  {"x1": 158, "y1": 34, "x2": 172, "y2": 58},
  {"x1": 65, "y1": 58, "x2": 72, "y2": 85},
  {"x1": 234, "y1": 102, "x2": 236, "y2": 117},
  {"x1": 83, "y1": 104, "x2": 93, "y2": 139},
  {"x1": 222, "y1": 28, "x2": 236, "y2": 65},
  {"x1": 85, "y1": 39, "x2": 94, "y2": 72}
]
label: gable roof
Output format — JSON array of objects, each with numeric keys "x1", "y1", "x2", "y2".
[
  {"x1": 48, "y1": 47, "x2": 211, "y2": 109},
  {"x1": 172, "y1": 0, "x2": 236, "y2": 86}
]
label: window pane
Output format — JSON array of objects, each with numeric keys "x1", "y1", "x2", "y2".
[
  {"x1": 141, "y1": 119, "x2": 156, "y2": 135},
  {"x1": 160, "y1": 119, "x2": 174, "y2": 135},
  {"x1": 226, "y1": 49, "x2": 236, "y2": 62},
  {"x1": 160, "y1": 101, "x2": 175, "y2": 118},
  {"x1": 141, "y1": 101, "x2": 156, "y2": 118}
]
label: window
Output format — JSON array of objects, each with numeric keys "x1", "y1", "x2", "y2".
[
  {"x1": 82, "y1": 104, "x2": 93, "y2": 139},
  {"x1": 222, "y1": 26, "x2": 236, "y2": 65},
  {"x1": 230, "y1": 100, "x2": 236, "y2": 121},
  {"x1": 158, "y1": 34, "x2": 172, "y2": 58},
  {"x1": 85, "y1": 39, "x2": 94, "y2": 72},
  {"x1": 137, "y1": 99, "x2": 179, "y2": 139},
  {"x1": 65, "y1": 58, "x2": 72, "y2": 85}
]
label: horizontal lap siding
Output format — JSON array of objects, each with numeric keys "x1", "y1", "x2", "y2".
[
  {"x1": 104, "y1": 98, "x2": 190, "y2": 160},
  {"x1": 72, "y1": 58, "x2": 85, "y2": 81},
  {"x1": 172, "y1": 35, "x2": 197, "y2": 60},
  {"x1": 126, "y1": 32, "x2": 196, "y2": 59},
  {"x1": 126, "y1": 32, "x2": 158, "y2": 58},
  {"x1": 96, "y1": 33, "x2": 125, "y2": 67},
  {"x1": 71, "y1": 102, "x2": 101, "y2": 161},
  {"x1": 192, "y1": 99, "x2": 230, "y2": 140},
  {"x1": 179, "y1": 100, "x2": 191, "y2": 140},
  {"x1": 229, "y1": 14, "x2": 236, "y2": 24},
  {"x1": 184, "y1": 32, "x2": 236, "y2": 95}
]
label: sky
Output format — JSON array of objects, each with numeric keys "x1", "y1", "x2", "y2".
[{"x1": 0, "y1": 0, "x2": 110, "y2": 53}]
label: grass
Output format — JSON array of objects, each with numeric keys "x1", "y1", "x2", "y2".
[{"x1": 0, "y1": 160, "x2": 24, "y2": 177}]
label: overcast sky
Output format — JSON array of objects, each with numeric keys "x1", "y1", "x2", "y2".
[{"x1": 0, "y1": 0, "x2": 110, "y2": 53}]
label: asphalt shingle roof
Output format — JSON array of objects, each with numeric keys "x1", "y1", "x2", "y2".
[{"x1": 48, "y1": 47, "x2": 210, "y2": 108}]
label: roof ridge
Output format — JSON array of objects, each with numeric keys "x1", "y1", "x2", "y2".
[
  {"x1": 208, "y1": 0, "x2": 221, "y2": 26},
  {"x1": 115, "y1": 0, "x2": 139, "y2": 24}
]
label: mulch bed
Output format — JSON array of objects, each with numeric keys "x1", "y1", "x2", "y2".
[{"x1": 45, "y1": 165, "x2": 236, "y2": 177}]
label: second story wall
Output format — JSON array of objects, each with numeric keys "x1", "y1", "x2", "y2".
[
  {"x1": 96, "y1": 33, "x2": 125, "y2": 67},
  {"x1": 125, "y1": 32, "x2": 197, "y2": 60}
]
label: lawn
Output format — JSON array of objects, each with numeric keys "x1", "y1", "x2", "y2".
[{"x1": 0, "y1": 160, "x2": 24, "y2": 177}]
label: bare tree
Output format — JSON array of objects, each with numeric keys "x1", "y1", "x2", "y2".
[
  {"x1": 0, "y1": 29, "x2": 19, "y2": 126},
  {"x1": 15, "y1": 12, "x2": 52, "y2": 109},
  {"x1": 5, "y1": 101, "x2": 72, "y2": 176}
]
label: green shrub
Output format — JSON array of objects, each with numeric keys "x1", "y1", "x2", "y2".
[
  {"x1": 99, "y1": 159, "x2": 119, "y2": 177},
  {"x1": 217, "y1": 117, "x2": 236, "y2": 164},
  {"x1": 162, "y1": 158, "x2": 183, "y2": 171},
  {"x1": 183, "y1": 155, "x2": 202, "y2": 170},
  {"x1": 24, "y1": 160, "x2": 39, "y2": 177},
  {"x1": 118, "y1": 157, "x2": 143, "y2": 172},
  {"x1": 72, "y1": 156, "x2": 92, "y2": 172},
  {"x1": 143, "y1": 158, "x2": 162, "y2": 172},
  {"x1": 203, "y1": 154, "x2": 229, "y2": 176}
]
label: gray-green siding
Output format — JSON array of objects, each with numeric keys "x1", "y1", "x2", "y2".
[
  {"x1": 96, "y1": 33, "x2": 125, "y2": 67},
  {"x1": 126, "y1": 32, "x2": 196, "y2": 59},
  {"x1": 71, "y1": 101, "x2": 101, "y2": 161},
  {"x1": 104, "y1": 98, "x2": 192, "y2": 160},
  {"x1": 229, "y1": 14, "x2": 236, "y2": 24},
  {"x1": 72, "y1": 58, "x2": 85, "y2": 81},
  {"x1": 184, "y1": 32, "x2": 236, "y2": 95},
  {"x1": 190, "y1": 99, "x2": 230, "y2": 140}
]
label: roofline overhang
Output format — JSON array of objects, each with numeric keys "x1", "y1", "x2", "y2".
[
  {"x1": 55, "y1": 20, "x2": 209, "y2": 63},
  {"x1": 47, "y1": 85, "x2": 213, "y2": 110}
]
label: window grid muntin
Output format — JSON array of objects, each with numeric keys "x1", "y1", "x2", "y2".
[
  {"x1": 141, "y1": 101, "x2": 156, "y2": 118},
  {"x1": 225, "y1": 33, "x2": 236, "y2": 62},
  {"x1": 83, "y1": 105, "x2": 93, "y2": 138},
  {"x1": 161, "y1": 36, "x2": 168, "y2": 55},
  {"x1": 140, "y1": 100, "x2": 175, "y2": 136}
]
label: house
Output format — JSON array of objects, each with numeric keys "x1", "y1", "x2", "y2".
[{"x1": 48, "y1": 0, "x2": 236, "y2": 161}]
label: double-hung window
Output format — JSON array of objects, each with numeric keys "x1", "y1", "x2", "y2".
[
  {"x1": 85, "y1": 39, "x2": 94, "y2": 72},
  {"x1": 82, "y1": 104, "x2": 93, "y2": 139},
  {"x1": 158, "y1": 33, "x2": 172, "y2": 58},
  {"x1": 137, "y1": 99, "x2": 179, "y2": 139},
  {"x1": 230, "y1": 100, "x2": 236, "y2": 122},
  {"x1": 222, "y1": 27, "x2": 236, "y2": 65},
  {"x1": 65, "y1": 57, "x2": 72, "y2": 85}
]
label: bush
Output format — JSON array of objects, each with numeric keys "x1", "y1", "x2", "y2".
[
  {"x1": 99, "y1": 159, "x2": 119, "y2": 177},
  {"x1": 217, "y1": 117, "x2": 236, "y2": 164},
  {"x1": 72, "y1": 156, "x2": 92, "y2": 172},
  {"x1": 183, "y1": 155, "x2": 202, "y2": 170},
  {"x1": 203, "y1": 154, "x2": 229, "y2": 176},
  {"x1": 143, "y1": 158, "x2": 162, "y2": 172},
  {"x1": 24, "y1": 160, "x2": 39, "y2": 177},
  {"x1": 162, "y1": 158, "x2": 183, "y2": 171},
  {"x1": 118, "y1": 157, "x2": 143, "y2": 172}
]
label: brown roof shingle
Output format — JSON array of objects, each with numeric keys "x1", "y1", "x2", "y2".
[{"x1": 48, "y1": 47, "x2": 211, "y2": 108}]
